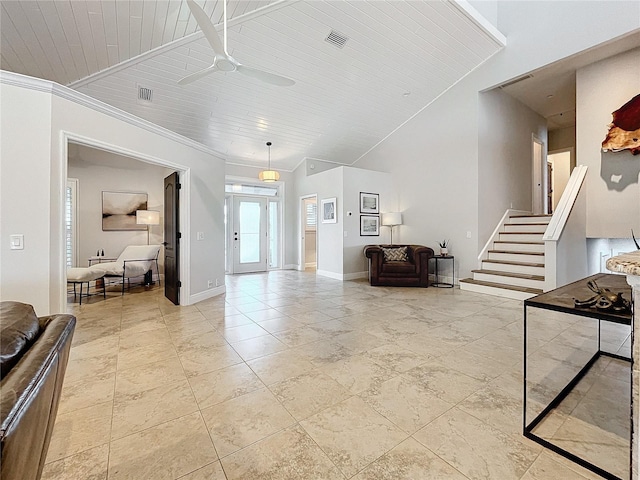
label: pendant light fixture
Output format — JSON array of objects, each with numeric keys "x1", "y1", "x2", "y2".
[{"x1": 259, "y1": 141, "x2": 280, "y2": 182}]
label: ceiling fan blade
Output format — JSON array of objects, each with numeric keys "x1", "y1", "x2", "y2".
[
  {"x1": 186, "y1": 0, "x2": 225, "y2": 55},
  {"x1": 177, "y1": 64, "x2": 219, "y2": 85},
  {"x1": 236, "y1": 65, "x2": 295, "y2": 87}
]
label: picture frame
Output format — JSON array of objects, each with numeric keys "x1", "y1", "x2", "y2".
[
  {"x1": 102, "y1": 191, "x2": 148, "y2": 231},
  {"x1": 360, "y1": 215, "x2": 380, "y2": 236},
  {"x1": 321, "y1": 197, "x2": 337, "y2": 223},
  {"x1": 360, "y1": 192, "x2": 379, "y2": 214}
]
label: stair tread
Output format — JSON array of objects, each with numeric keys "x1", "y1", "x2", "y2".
[
  {"x1": 500, "y1": 231, "x2": 544, "y2": 235},
  {"x1": 459, "y1": 278, "x2": 543, "y2": 294},
  {"x1": 509, "y1": 214, "x2": 552, "y2": 218},
  {"x1": 494, "y1": 241, "x2": 544, "y2": 245},
  {"x1": 489, "y1": 250, "x2": 544, "y2": 256},
  {"x1": 506, "y1": 223, "x2": 549, "y2": 226},
  {"x1": 482, "y1": 259, "x2": 544, "y2": 268},
  {"x1": 471, "y1": 269, "x2": 544, "y2": 281}
]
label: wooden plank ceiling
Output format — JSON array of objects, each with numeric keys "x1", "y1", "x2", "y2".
[{"x1": 1, "y1": 0, "x2": 504, "y2": 171}]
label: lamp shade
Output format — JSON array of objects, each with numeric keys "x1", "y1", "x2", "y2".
[
  {"x1": 136, "y1": 210, "x2": 160, "y2": 225},
  {"x1": 258, "y1": 170, "x2": 280, "y2": 182},
  {"x1": 381, "y1": 212, "x2": 402, "y2": 226}
]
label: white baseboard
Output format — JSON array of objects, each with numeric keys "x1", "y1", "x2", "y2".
[
  {"x1": 316, "y1": 270, "x2": 368, "y2": 281},
  {"x1": 283, "y1": 264, "x2": 299, "y2": 270},
  {"x1": 343, "y1": 271, "x2": 368, "y2": 281},
  {"x1": 188, "y1": 285, "x2": 225, "y2": 304},
  {"x1": 316, "y1": 269, "x2": 343, "y2": 280}
]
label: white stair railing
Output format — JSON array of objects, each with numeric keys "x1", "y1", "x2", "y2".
[{"x1": 542, "y1": 165, "x2": 589, "y2": 291}]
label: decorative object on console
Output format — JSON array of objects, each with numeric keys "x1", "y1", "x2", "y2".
[
  {"x1": 259, "y1": 141, "x2": 280, "y2": 182},
  {"x1": 360, "y1": 192, "x2": 379, "y2": 214},
  {"x1": 439, "y1": 239, "x2": 449, "y2": 256},
  {"x1": 136, "y1": 210, "x2": 160, "y2": 245},
  {"x1": 102, "y1": 191, "x2": 148, "y2": 231},
  {"x1": 601, "y1": 93, "x2": 640, "y2": 155},
  {"x1": 321, "y1": 197, "x2": 337, "y2": 223},
  {"x1": 574, "y1": 279, "x2": 631, "y2": 313},
  {"x1": 381, "y1": 212, "x2": 402, "y2": 244},
  {"x1": 360, "y1": 215, "x2": 379, "y2": 236}
]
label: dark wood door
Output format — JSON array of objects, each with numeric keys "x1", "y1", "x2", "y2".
[{"x1": 164, "y1": 172, "x2": 180, "y2": 305}]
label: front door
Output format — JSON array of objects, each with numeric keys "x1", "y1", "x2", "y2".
[
  {"x1": 164, "y1": 172, "x2": 180, "y2": 304},
  {"x1": 232, "y1": 195, "x2": 267, "y2": 274}
]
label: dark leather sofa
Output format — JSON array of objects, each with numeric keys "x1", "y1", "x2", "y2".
[
  {"x1": 0, "y1": 301, "x2": 76, "y2": 480},
  {"x1": 364, "y1": 244, "x2": 434, "y2": 287}
]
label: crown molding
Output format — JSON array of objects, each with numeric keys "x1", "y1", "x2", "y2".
[{"x1": 1, "y1": 70, "x2": 223, "y2": 159}]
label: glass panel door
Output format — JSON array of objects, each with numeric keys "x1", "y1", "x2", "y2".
[{"x1": 232, "y1": 196, "x2": 267, "y2": 273}]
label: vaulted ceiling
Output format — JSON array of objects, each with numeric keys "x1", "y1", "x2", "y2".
[{"x1": 1, "y1": 0, "x2": 505, "y2": 171}]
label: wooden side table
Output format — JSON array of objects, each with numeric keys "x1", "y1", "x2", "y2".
[{"x1": 431, "y1": 255, "x2": 454, "y2": 287}]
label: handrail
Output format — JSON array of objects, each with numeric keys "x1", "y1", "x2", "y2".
[{"x1": 543, "y1": 165, "x2": 588, "y2": 241}]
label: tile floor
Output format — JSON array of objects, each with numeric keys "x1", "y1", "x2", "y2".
[{"x1": 44, "y1": 271, "x2": 631, "y2": 479}]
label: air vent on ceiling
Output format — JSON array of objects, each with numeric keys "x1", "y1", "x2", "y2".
[
  {"x1": 499, "y1": 74, "x2": 533, "y2": 89},
  {"x1": 137, "y1": 85, "x2": 153, "y2": 103},
  {"x1": 325, "y1": 30, "x2": 348, "y2": 49}
]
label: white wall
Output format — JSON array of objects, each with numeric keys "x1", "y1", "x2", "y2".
[
  {"x1": 577, "y1": 47, "x2": 640, "y2": 239},
  {"x1": 68, "y1": 145, "x2": 173, "y2": 267},
  {"x1": 1, "y1": 75, "x2": 226, "y2": 314},
  {"x1": 0, "y1": 86, "x2": 53, "y2": 314},
  {"x1": 342, "y1": 167, "x2": 394, "y2": 278},
  {"x1": 354, "y1": 1, "x2": 640, "y2": 281},
  {"x1": 478, "y1": 88, "x2": 547, "y2": 248},
  {"x1": 293, "y1": 165, "x2": 392, "y2": 279},
  {"x1": 549, "y1": 126, "x2": 576, "y2": 153},
  {"x1": 549, "y1": 151, "x2": 572, "y2": 211}
]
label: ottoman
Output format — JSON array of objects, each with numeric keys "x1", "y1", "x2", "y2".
[{"x1": 67, "y1": 267, "x2": 105, "y2": 304}]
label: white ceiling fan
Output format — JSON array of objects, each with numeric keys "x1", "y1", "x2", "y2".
[{"x1": 178, "y1": 0, "x2": 295, "y2": 87}]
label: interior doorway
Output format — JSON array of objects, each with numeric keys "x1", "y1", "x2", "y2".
[
  {"x1": 547, "y1": 149, "x2": 573, "y2": 212},
  {"x1": 300, "y1": 195, "x2": 317, "y2": 271},
  {"x1": 63, "y1": 137, "x2": 189, "y2": 309},
  {"x1": 532, "y1": 135, "x2": 547, "y2": 214}
]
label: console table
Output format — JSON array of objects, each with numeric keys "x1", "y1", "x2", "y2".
[{"x1": 523, "y1": 273, "x2": 632, "y2": 480}]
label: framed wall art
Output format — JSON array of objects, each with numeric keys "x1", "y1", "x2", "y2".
[
  {"x1": 102, "y1": 191, "x2": 148, "y2": 231},
  {"x1": 321, "y1": 197, "x2": 337, "y2": 223},
  {"x1": 360, "y1": 215, "x2": 380, "y2": 236},
  {"x1": 360, "y1": 192, "x2": 379, "y2": 214}
]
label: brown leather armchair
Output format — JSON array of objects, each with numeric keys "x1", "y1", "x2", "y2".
[
  {"x1": 364, "y1": 244, "x2": 434, "y2": 287},
  {"x1": 0, "y1": 302, "x2": 76, "y2": 480}
]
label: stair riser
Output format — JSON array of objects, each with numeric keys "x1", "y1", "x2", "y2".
[
  {"x1": 473, "y1": 272, "x2": 544, "y2": 289},
  {"x1": 482, "y1": 262, "x2": 544, "y2": 276},
  {"x1": 509, "y1": 216, "x2": 551, "y2": 224},
  {"x1": 459, "y1": 281, "x2": 537, "y2": 300},
  {"x1": 503, "y1": 224, "x2": 547, "y2": 233},
  {"x1": 499, "y1": 233, "x2": 544, "y2": 242},
  {"x1": 494, "y1": 242, "x2": 544, "y2": 253},
  {"x1": 488, "y1": 252, "x2": 544, "y2": 263}
]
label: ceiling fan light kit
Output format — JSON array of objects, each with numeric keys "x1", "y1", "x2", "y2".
[
  {"x1": 179, "y1": 0, "x2": 295, "y2": 87},
  {"x1": 259, "y1": 141, "x2": 280, "y2": 182}
]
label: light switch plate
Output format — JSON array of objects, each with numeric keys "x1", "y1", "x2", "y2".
[
  {"x1": 10, "y1": 234, "x2": 24, "y2": 250},
  {"x1": 197, "y1": 232, "x2": 205, "y2": 240}
]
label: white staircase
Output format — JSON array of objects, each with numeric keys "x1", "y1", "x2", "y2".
[{"x1": 459, "y1": 214, "x2": 551, "y2": 300}]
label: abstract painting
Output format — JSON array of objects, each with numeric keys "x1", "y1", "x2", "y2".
[{"x1": 102, "y1": 191, "x2": 148, "y2": 231}]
